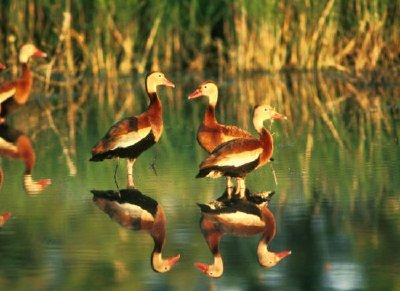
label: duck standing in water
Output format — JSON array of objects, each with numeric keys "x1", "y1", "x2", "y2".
[
  {"x1": 196, "y1": 105, "x2": 286, "y2": 199},
  {"x1": 90, "y1": 72, "x2": 175, "y2": 188},
  {"x1": 188, "y1": 81, "x2": 252, "y2": 197},
  {"x1": 0, "y1": 44, "x2": 47, "y2": 122}
]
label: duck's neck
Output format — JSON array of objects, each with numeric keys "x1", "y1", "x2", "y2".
[
  {"x1": 147, "y1": 91, "x2": 162, "y2": 115},
  {"x1": 257, "y1": 208, "x2": 277, "y2": 264},
  {"x1": 150, "y1": 208, "x2": 166, "y2": 254},
  {"x1": 211, "y1": 253, "x2": 223, "y2": 274},
  {"x1": 24, "y1": 153, "x2": 35, "y2": 175},
  {"x1": 16, "y1": 135, "x2": 35, "y2": 175},
  {"x1": 147, "y1": 90, "x2": 160, "y2": 105},
  {"x1": 20, "y1": 62, "x2": 30, "y2": 75},
  {"x1": 146, "y1": 79, "x2": 157, "y2": 97},
  {"x1": 16, "y1": 63, "x2": 33, "y2": 104},
  {"x1": 203, "y1": 104, "x2": 218, "y2": 126},
  {"x1": 259, "y1": 128, "x2": 274, "y2": 159},
  {"x1": 151, "y1": 234, "x2": 168, "y2": 272},
  {"x1": 151, "y1": 251, "x2": 164, "y2": 272},
  {"x1": 260, "y1": 207, "x2": 276, "y2": 243}
]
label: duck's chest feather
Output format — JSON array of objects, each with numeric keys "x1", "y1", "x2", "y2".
[
  {"x1": 0, "y1": 64, "x2": 33, "y2": 117},
  {"x1": 146, "y1": 99, "x2": 163, "y2": 141},
  {"x1": 14, "y1": 66, "x2": 33, "y2": 104},
  {"x1": 197, "y1": 106, "x2": 252, "y2": 153},
  {"x1": 197, "y1": 123, "x2": 225, "y2": 153},
  {"x1": 256, "y1": 129, "x2": 274, "y2": 168}
]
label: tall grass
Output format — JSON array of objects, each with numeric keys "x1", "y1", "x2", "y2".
[{"x1": 0, "y1": 0, "x2": 399, "y2": 78}]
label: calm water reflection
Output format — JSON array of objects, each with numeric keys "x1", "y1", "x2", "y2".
[
  {"x1": 0, "y1": 72, "x2": 399, "y2": 290},
  {"x1": 195, "y1": 193, "x2": 291, "y2": 278},
  {"x1": 0, "y1": 123, "x2": 51, "y2": 194},
  {"x1": 92, "y1": 188, "x2": 180, "y2": 273}
]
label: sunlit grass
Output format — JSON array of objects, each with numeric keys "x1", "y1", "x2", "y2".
[{"x1": 0, "y1": 0, "x2": 398, "y2": 78}]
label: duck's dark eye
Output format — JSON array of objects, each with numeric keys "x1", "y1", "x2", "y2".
[
  {"x1": 159, "y1": 74, "x2": 162, "y2": 77},
  {"x1": 204, "y1": 86, "x2": 207, "y2": 89}
]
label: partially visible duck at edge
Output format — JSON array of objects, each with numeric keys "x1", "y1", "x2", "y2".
[
  {"x1": 196, "y1": 105, "x2": 287, "y2": 199},
  {"x1": 188, "y1": 81, "x2": 253, "y2": 197},
  {"x1": 0, "y1": 44, "x2": 47, "y2": 123},
  {"x1": 0, "y1": 123, "x2": 51, "y2": 194}
]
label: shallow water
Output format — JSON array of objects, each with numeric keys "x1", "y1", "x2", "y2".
[{"x1": 0, "y1": 72, "x2": 399, "y2": 290}]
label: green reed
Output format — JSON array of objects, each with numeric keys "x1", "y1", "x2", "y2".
[{"x1": 0, "y1": 0, "x2": 399, "y2": 77}]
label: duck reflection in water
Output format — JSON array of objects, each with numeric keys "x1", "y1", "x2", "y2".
[
  {"x1": 195, "y1": 191, "x2": 291, "y2": 278},
  {"x1": 0, "y1": 212, "x2": 11, "y2": 228},
  {"x1": 92, "y1": 188, "x2": 180, "y2": 273},
  {"x1": 0, "y1": 123, "x2": 51, "y2": 194}
]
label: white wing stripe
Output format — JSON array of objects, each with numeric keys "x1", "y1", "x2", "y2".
[
  {"x1": 111, "y1": 126, "x2": 152, "y2": 149},
  {"x1": 218, "y1": 212, "x2": 265, "y2": 226},
  {"x1": 0, "y1": 137, "x2": 18, "y2": 152},
  {"x1": 0, "y1": 88, "x2": 16, "y2": 104},
  {"x1": 214, "y1": 148, "x2": 262, "y2": 167}
]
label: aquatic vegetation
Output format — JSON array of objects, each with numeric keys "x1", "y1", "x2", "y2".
[{"x1": 0, "y1": 0, "x2": 398, "y2": 77}]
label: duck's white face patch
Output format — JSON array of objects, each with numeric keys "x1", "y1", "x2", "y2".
[
  {"x1": 0, "y1": 88, "x2": 16, "y2": 104},
  {"x1": 111, "y1": 126, "x2": 152, "y2": 149},
  {"x1": 214, "y1": 148, "x2": 262, "y2": 167}
]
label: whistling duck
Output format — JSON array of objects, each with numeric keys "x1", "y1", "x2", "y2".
[
  {"x1": 92, "y1": 188, "x2": 180, "y2": 273},
  {"x1": 189, "y1": 81, "x2": 253, "y2": 196},
  {"x1": 194, "y1": 200, "x2": 291, "y2": 278},
  {"x1": 0, "y1": 123, "x2": 51, "y2": 194},
  {"x1": 0, "y1": 213, "x2": 11, "y2": 227},
  {"x1": 0, "y1": 44, "x2": 47, "y2": 122},
  {"x1": 90, "y1": 72, "x2": 175, "y2": 188},
  {"x1": 196, "y1": 105, "x2": 286, "y2": 199},
  {"x1": 0, "y1": 63, "x2": 6, "y2": 70}
]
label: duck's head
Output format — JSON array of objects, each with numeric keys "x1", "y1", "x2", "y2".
[
  {"x1": 254, "y1": 105, "x2": 287, "y2": 122},
  {"x1": 253, "y1": 105, "x2": 287, "y2": 132},
  {"x1": 1, "y1": 213, "x2": 11, "y2": 222},
  {"x1": 24, "y1": 175, "x2": 51, "y2": 195},
  {"x1": 19, "y1": 44, "x2": 47, "y2": 63},
  {"x1": 188, "y1": 81, "x2": 218, "y2": 106},
  {"x1": 194, "y1": 255, "x2": 223, "y2": 278},
  {"x1": 151, "y1": 252, "x2": 180, "y2": 273},
  {"x1": 146, "y1": 71, "x2": 175, "y2": 93},
  {"x1": 258, "y1": 250, "x2": 291, "y2": 268}
]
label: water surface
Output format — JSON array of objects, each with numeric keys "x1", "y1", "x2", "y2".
[{"x1": 0, "y1": 72, "x2": 399, "y2": 290}]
